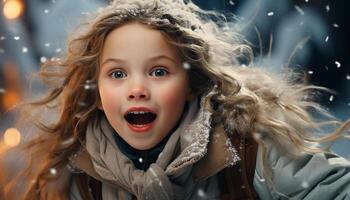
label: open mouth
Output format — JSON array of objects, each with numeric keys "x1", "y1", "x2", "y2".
[{"x1": 124, "y1": 111, "x2": 157, "y2": 126}]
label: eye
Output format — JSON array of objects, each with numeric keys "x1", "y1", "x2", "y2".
[
  {"x1": 110, "y1": 70, "x2": 127, "y2": 79},
  {"x1": 150, "y1": 67, "x2": 169, "y2": 77}
]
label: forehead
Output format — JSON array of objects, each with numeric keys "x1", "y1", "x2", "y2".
[{"x1": 101, "y1": 22, "x2": 180, "y2": 62}]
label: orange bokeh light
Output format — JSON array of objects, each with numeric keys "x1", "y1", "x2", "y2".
[
  {"x1": 2, "y1": 90, "x2": 21, "y2": 110},
  {"x1": 3, "y1": 128, "x2": 21, "y2": 147},
  {"x1": 3, "y1": 0, "x2": 24, "y2": 19}
]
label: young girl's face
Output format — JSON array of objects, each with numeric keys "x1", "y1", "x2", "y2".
[{"x1": 98, "y1": 22, "x2": 190, "y2": 150}]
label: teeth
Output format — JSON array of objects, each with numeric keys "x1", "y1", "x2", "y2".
[{"x1": 129, "y1": 111, "x2": 150, "y2": 114}]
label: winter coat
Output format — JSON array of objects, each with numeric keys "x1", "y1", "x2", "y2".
[{"x1": 66, "y1": 98, "x2": 350, "y2": 200}]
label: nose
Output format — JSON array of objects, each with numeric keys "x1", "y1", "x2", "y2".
[{"x1": 127, "y1": 84, "x2": 150, "y2": 101}]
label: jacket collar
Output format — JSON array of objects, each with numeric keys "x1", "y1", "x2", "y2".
[{"x1": 192, "y1": 123, "x2": 240, "y2": 181}]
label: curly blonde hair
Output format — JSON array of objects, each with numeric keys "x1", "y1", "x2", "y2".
[{"x1": 2, "y1": 0, "x2": 349, "y2": 199}]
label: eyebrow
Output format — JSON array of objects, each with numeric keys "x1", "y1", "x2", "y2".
[{"x1": 101, "y1": 55, "x2": 178, "y2": 67}]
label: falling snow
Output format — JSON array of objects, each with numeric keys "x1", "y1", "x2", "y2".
[
  {"x1": 307, "y1": 70, "x2": 313, "y2": 75},
  {"x1": 305, "y1": 0, "x2": 309, "y2": 2},
  {"x1": 294, "y1": 5, "x2": 305, "y2": 16},
  {"x1": 335, "y1": 61, "x2": 341, "y2": 68},
  {"x1": 301, "y1": 181, "x2": 309, "y2": 188},
  {"x1": 0, "y1": 88, "x2": 5, "y2": 93},
  {"x1": 51, "y1": 57, "x2": 60, "y2": 61},
  {"x1": 267, "y1": 12, "x2": 274, "y2": 16},
  {"x1": 197, "y1": 189, "x2": 206, "y2": 198},
  {"x1": 183, "y1": 62, "x2": 191, "y2": 70},
  {"x1": 14, "y1": 36, "x2": 20, "y2": 40},
  {"x1": 346, "y1": 75, "x2": 350, "y2": 80},
  {"x1": 50, "y1": 168, "x2": 57, "y2": 175},
  {"x1": 325, "y1": 5, "x2": 330, "y2": 12},
  {"x1": 40, "y1": 56, "x2": 47, "y2": 63},
  {"x1": 333, "y1": 23, "x2": 339, "y2": 28},
  {"x1": 258, "y1": 177, "x2": 266, "y2": 182},
  {"x1": 229, "y1": 0, "x2": 234, "y2": 6},
  {"x1": 22, "y1": 47, "x2": 28, "y2": 53},
  {"x1": 329, "y1": 95, "x2": 334, "y2": 102},
  {"x1": 45, "y1": 43, "x2": 51, "y2": 47},
  {"x1": 138, "y1": 157, "x2": 143, "y2": 163},
  {"x1": 84, "y1": 83, "x2": 96, "y2": 90},
  {"x1": 44, "y1": 9, "x2": 49, "y2": 14},
  {"x1": 55, "y1": 48, "x2": 62, "y2": 53},
  {"x1": 325, "y1": 36, "x2": 329, "y2": 42},
  {"x1": 0, "y1": 36, "x2": 5, "y2": 40}
]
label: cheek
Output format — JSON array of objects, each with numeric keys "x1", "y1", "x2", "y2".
[
  {"x1": 157, "y1": 80, "x2": 188, "y2": 109},
  {"x1": 98, "y1": 82, "x2": 122, "y2": 112}
]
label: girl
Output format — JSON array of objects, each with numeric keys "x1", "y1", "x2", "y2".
[{"x1": 2, "y1": 0, "x2": 350, "y2": 199}]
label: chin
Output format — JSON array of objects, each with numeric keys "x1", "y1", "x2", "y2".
[{"x1": 130, "y1": 141, "x2": 155, "y2": 150}]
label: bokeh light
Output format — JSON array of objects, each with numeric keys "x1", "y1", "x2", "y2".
[
  {"x1": 3, "y1": 128, "x2": 21, "y2": 147},
  {"x1": 3, "y1": 0, "x2": 24, "y2": 20}
]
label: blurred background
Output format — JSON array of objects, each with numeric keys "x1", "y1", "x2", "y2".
[{"x1": 0, "y1": 0, "x2": 349, "y2": 156}]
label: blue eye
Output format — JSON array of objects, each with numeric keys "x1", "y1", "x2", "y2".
[
  {"x1": 150, "y1": 67, "x2": 168, "y2": 77},
  {"x1": 111, "y1": 70, "x2": 127, "y2": 79}
]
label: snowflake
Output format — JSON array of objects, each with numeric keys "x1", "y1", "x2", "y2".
[
  {"x1": 294, "y1": 5, "x2": 304, "y2": 15},
  {"x1": 183, "y1": 62, "x2": 191, "y2": 70},
  {"x1": 84, "y1": 83, "x2": 96, "y2": 90},
  {"x1": 50, "y1": 168, "x2": 57, "y2": 176},
  {"x1": 325, "y1": 36, "x2": 329, "y2": 42},
  {"x1": 335, "y1": 61, "x2": 341, "y2": 68},
  {"x1": 329, "y1": 95, "x2": 334, "y2": 102},
  {"x1": 301, "y1": 181, "x2": 309, "y2": 188},
  {"x1": 267, "y1": 12, "x2": 274, "y2": 16},
  {"x1": 197, "y1": 188, "x2": 206, "y2": 198},
  {"x1": 22, "y1": 47, "x2": 28, "y2": 53},
  {"x1": 325, "y1": 5, "x2": 330, "y2": 12},
  {"x1": 40, "y1": 56, "x2": 47, "y2": 63},
  {"x1": 258, "y1": 177, "x2": 266, "y2": 182}
]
